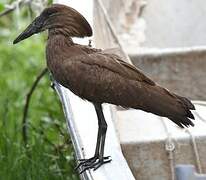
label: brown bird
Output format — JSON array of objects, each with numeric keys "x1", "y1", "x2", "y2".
[{"x1": 13, "y1": 4, "x2": 195, "y2": 173}]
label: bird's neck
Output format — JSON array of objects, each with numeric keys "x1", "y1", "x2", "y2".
[
  {"x1": 48, "y1": 29, "x2": 74, "y2": 46},
  {"x1": 46, "y1": 29, "x2": 75, "y2": 68}
]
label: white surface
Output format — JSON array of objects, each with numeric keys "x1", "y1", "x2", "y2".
[{"x1": 141, "y1": 0, "x2": 206, "y2": 48}]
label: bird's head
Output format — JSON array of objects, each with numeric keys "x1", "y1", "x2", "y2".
[{"x1": 13, "y1": 4, "x2": 92, "y2": 44}]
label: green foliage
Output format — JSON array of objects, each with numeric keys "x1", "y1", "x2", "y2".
[
  {"x1": 0, "y1": 2, "x2": 79, "y2": 180},
  {"x1": 48, "y1": 0, "x2": 53, "y2": 5},
  {"x1": 0, "y1": 3, "x2": 5, "y2": 11}
]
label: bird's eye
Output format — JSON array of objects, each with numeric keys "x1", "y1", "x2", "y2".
[{"x1": 43, "y1": 8, "x2": 58, "y2": 17}]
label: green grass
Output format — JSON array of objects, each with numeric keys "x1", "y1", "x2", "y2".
[{"x1": 0, "y1": 15, "x2": 79, "y2": 180}]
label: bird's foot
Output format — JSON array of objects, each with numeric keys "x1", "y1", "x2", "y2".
[{"x1": 75, "y1": 155, "x2": 111, "y2": 173}]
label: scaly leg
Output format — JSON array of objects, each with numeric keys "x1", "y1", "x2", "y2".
[{"x1": 76, "y1": 103, "x2": 112, "y2": 173}]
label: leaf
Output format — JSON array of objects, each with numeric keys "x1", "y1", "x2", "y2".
[
  {"x1": 48, "y1": 0, "x2": 53, "y2": 5},
  {"x1": 0, "y1": 3, "x2": 5, "y2": 12}
]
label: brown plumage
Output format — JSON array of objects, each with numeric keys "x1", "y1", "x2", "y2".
[{"x1": 13, "y1": 4, "x2": 195, "y2": 172}]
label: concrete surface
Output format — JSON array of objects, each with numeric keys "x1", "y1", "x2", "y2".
[{"x1": 130, "y1": 47, "x2": 206, "y2": 101}]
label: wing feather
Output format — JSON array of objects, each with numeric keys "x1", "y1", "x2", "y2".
[{"x1": 71, "y1": 46, "x2": 155, "y2": 85}]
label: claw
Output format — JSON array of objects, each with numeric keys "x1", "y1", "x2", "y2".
[
  {"x1": 79, "y1": 166, "x2": 91, "y2": 174},
  {"x1": 76, "y1": 156, "x2": 112, "y2": 173},
  {"x1": 75, "y1": 156, "x2": 97, "y2": 170},
  {"x1": 93, "y1": 158, "x2": 112, "y2": 171}
]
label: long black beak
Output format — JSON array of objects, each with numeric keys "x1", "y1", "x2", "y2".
[{"x1": 13, "y1": 16, "x2": 43, "y2": 44}]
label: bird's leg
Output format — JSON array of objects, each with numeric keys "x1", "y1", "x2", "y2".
[
  {"x1": 76, "y1": 103, "x2": 111, "y2": 173},
  {"x1": 92, "y1": 104, "x2": 111, "y2": 170},
  {"x1": 76, "y1": 117, "x2": 102, "y2": 167}
]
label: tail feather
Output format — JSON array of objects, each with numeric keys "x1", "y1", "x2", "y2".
[
  {"x1": 187, "y1": 111, "x2": 195, "y2": 120},
  {"x1": 114, "y1": 80, "x2": 195, "y2": 128},
  {"x1": 170, "y1": 116, "x2": 194, "y2": 128},
  {"x1": 175, "y1": 95, "x2": 195, "y2": 110},
  {"x1": 163, "y1": 91, "x2": 195, "y2": 128},
  {"x1": 135, "y1": 85, "x2": 195, "y2": 128}
]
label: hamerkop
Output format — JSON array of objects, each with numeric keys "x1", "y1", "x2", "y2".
[{"x1": 13, "y1": 4, "x2": 195, "y2": 173}]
